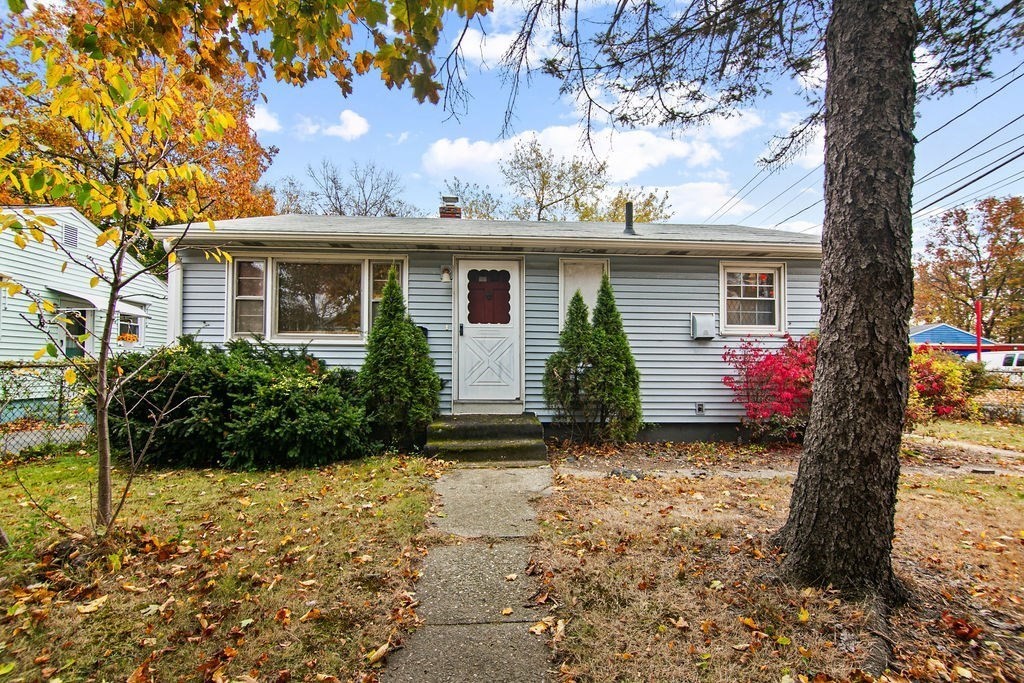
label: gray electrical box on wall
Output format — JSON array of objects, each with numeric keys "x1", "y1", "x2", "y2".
[{"x1": 690, "y1": 313, "x2": 716, "y2": 340}]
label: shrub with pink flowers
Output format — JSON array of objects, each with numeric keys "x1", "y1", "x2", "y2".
[{"x1": 722, "y1": 334, "x2": 818, "y2": 441}]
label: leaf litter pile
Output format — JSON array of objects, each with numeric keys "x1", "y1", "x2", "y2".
[
  {"x1": 533, "y1": 469, "x2": 1023, "y2": 682},
  {"x1": 0, "y1": 454, "x2": 445, "y2": 681}
]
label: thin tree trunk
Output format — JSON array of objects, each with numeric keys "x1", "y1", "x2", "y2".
[
  {"x1": 95, "y1": 291, "x2": 116, "y2": 528},
  {"x1": 776, "y1": 0, "x2": 917, "y2": 602}
]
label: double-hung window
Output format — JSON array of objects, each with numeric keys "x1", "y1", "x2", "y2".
[
  {"x1": 231, "y1": 256, "x2": 406, "y2": 339},
  {"x1": 720, "y1": 262, "x2": 786, "y2": 334}
]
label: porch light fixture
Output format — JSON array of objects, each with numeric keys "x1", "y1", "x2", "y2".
[{"x1": 440, "y1": 265, "x2": 452, "y2": 283}]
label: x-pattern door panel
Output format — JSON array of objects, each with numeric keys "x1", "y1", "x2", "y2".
[{"x1": 457, "y1": 260, "x2": 521, "y2": 402}]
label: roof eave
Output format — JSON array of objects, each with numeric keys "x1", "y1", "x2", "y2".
[{"x1": 159, "y1": 230, "x2": 822, "y2": 258}]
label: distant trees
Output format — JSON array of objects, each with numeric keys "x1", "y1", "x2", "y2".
[
  {"x1": 914, "y1": 197, "x2": 1024, "y2": 343},
  {"x1": 445, "y1": 137, "x2": 670, "y2": 223},
  {"x1": 271, "y1": 161, "x2": 422, "y2": 217}
]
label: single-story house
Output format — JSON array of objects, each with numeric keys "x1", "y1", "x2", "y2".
[
  {"x1": 1, "y1": 206, "x2": 169, "y2": 360},
  {"x1": 157, "y1": 214, "x2": 822, "y2": 437},
  {"x1": 909, "y1": 322, "x2": 1023, "y2": 358}
]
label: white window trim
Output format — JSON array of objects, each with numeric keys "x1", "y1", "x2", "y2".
[
  {"x1": 557, "y1": 258, "x2": 610, "y2": 328},
  {"x1": 226, "y1": 253, "x2": 409, "y2": 344},
  {"x1": 719, "y1": 261, "x2": 787, "y2": 336}
]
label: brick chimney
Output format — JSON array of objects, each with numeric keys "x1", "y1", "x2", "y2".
[{"x1": 439, "y1": 195, "x2": 462, "y2": 219}]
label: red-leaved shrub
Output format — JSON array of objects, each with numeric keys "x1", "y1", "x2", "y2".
[
  {"x1": 722, "y1": 334, "x2": 818, "y2": 441},
  {"x1": 723, "y1": 338, "x2": 986, "y2": 440}
]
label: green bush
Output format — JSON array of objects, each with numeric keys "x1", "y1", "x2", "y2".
[
  {"x1": 589, "y1": 274, "x2": 642, "y2": 441},
  {"x1": 543, "y1": 291, "x2": 597, "y2": 441},
  {"x1": 224, "y1": 374, "x2": 366, "y2": 468},
  {"x1": 543, "y1": 276, "x2": 642, "y2": 442},
  {"x1": 358, "y1": 268, "x2": 441, "y2": 450},
  {"x1": 108, "y1": 337, "x2": 366, "y2": 468}
]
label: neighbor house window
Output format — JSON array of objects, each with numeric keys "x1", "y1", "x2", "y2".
[
  {"x1": 230, "y1": 256, "x2": 407, "y2": 339},
  {"x1": 720, "y1": 263, "x2": 785, "y2": 334},
  {"x1": 370, "y1": 261, "x2": 403, "y2": 326},
  {"x1": 117, "y1": 313, "x2": 142, "y2": 344},
  {"x1": 276, "y1": 261, "x2": 362, "y2": 334},
  {"x1": 233, "y1": 259, "x2": 266, "y2": 335},
  {"x1": 559, "y1": 259, "x2": 608, "y2": 326}
]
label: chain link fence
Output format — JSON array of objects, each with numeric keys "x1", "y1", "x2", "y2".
[{"x1": 1, "y1": 361, "x2": 93, "y2": 457}]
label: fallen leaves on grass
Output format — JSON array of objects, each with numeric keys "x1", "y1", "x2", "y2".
[
  {"x1": 0, "y1": 456, "x2": 439, "y2": 681},
  {"x1": 534, "y1": 471, "x2": 1024, "y2": 682}
]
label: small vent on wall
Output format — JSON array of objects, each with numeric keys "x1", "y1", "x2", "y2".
[{"x1": 62, "y1": 224, "x2": 78, "y2": 249}]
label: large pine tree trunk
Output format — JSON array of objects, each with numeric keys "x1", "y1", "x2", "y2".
[{"x1": 776, "y1": 0, "x2": 917, "y2": 601}]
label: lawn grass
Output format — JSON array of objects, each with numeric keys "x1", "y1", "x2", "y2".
[
  {"x1": 911, "y1": 419, "x2": 1024, "y2": 451},
  {"x1": 535, "y1": 470, "x2": 1024, "y2": 682},
  {"x1": 0, "y1": 453, "x2": 443, "y2": 681}
]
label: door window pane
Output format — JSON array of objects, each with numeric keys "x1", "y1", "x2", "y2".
[
  {"x1": 467, "y1": 269, "x2": 511, "y2": 324},
  {"x1": 277, "y1": 262, "x2": 362, "y2": 334}
]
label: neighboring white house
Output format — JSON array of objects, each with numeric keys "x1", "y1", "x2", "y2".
[
  {"x1": 157, "y1": 213, "x2": 822, "y2": 439},
  {"x1": 0, "y1": 206, "x2": 168, "y2": 361}
]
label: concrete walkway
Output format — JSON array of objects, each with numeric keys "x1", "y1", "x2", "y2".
[{"x1": 385, "y1": 466, "x2": 553, "y2": 682}]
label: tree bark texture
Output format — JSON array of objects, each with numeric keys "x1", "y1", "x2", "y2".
[{"x1": 776, "y1": 0, "x2": 917, "y2": 601}]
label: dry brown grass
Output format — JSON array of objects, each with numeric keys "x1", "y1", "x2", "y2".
[
  {"x1": 534, "y1": 469, "x2": 1024, "y2": 682},
  {"x1": 0, "y1": 454, "x2": 443, "y2": 682}
]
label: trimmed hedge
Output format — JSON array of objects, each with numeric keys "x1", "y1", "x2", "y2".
[{"x1": 109, "y1": 337, "x2": 367, "y2": 468}]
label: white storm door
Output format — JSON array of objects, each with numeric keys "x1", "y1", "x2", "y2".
[{"x1": 457, "y1": 259, "x2": 521, "y2": 401}]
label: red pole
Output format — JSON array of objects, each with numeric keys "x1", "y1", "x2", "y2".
[{"x1": 975, "y1": 298, "x2": 983, "y2": 362}]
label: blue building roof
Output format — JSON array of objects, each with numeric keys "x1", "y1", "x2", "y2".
[{"x1": 910, "y1": 323, "x2": 998, "y2": 346}]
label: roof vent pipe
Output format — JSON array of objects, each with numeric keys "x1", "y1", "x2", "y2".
[{"x1": 624, "y1": 201, "x2": 635, "y2": 235}]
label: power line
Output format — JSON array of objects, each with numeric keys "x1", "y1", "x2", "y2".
[
  {"x1": 918, "y1": 60, "x2": 1024, "y2": 143},
  {"x1": 704, "y1": 166, "x2": 769, "y2": 223},
  {"x1": 914, "y1": 142, "x2": 1024, "y2": 207},
  {"x1": 917, "y1": 114, "x2": 1024, "y2": 183},
  {"x1": 773, "y1": 198, "x2": 823, "y2": 228},
  {"x1": 740, "y1": 165, "x2": 822, "y2": 223},
  {"x1": 913, "y1": 147, "x2": 1024, "y2": 215},
  {"x1": 914, "y1": 168, "x2": 1024, "y2": 219}
]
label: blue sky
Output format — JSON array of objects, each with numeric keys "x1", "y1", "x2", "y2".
[{"x1": 241, "y1": 8, "x2": 1021, "y2": 244}]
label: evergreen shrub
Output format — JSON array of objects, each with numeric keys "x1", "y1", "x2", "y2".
[
  {"x1": 358, "y1": 267, "x2": 441, "y2": 449},
  {"x1": 109, "y1": 337, "x2": 366, "y2": 468},
  {"x1": 543, "y1": 275, "x2": 642, "y2": 442}
]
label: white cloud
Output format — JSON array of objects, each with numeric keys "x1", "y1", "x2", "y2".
[
  {"x1": 247, "y1": 105, "x2": 281, "y2": 133},
  {"x1": 460, "y1": 26, "x2": 558, "y2": 71},
  {"x1": 294, "y1": 115, "x2": 321, "y2": 139},
  {"x1": 702, "y1": 110, "x2": 764, "y2": 140},
  {"x1": 422, "y1": 124, "x2": 721, "y2": 185},
  {"x1": 388, "y1": 131, "x2": 411, "y2": 145},
  {"x1": 651, "y1": 181, "x2": 757, "y2": 222},
  {"x1": 324, "y1": 110, "x2": 370, "y2": 140}
]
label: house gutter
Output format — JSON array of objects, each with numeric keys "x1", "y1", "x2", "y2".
[{"x1": 156, "y1": 230, "x2": 822, "y2": 258}]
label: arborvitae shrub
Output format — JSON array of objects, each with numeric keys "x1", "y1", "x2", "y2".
[
  {"x1": 543, "y1": 278, "x2": 642, "y2": 442},
  {"x1": 543, "y1": 291, "x2": 596, "y2": 441},
  {"x1": 358, "y1": 267, "x2": 441, "y2": 449},
  {"x1": 589, "y1": 274, "x2": 643, "y2": 441}
]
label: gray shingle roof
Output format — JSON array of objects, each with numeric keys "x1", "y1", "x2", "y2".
[{"x1": 159, "y1": 214, "x2": 821, "y2": 256}]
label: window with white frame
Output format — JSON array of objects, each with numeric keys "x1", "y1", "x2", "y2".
[
  {"x1": 720, "y1": 263, "x2": 785, "y2": 334},
  {"x1": 231, "y1": 257, "x2": 406, "y2": 338},
  {"x1": 233, "y1": 259, "x2": 267, "y2": 335},
  {"x1": 559, "y1": 259, "x2": 608, "y2": 325},
  {"x1": 118, "y1": 313, "x2": 142, "y2": 344},
  {"x1": 371, "y1": 260, "x2": 403, "y2": 326}
]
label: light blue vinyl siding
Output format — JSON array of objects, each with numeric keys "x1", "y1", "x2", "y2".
[
  {"x1": 177, "y1": 248, "x2": 820, "y2": 424},
  {"x1": 0, "y1": 207, "x2": 168, "y2": 360}
]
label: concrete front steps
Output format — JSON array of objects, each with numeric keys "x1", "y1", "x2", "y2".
[{"x1": 425, "y1": 413, "x2": 547, "y2": 462}]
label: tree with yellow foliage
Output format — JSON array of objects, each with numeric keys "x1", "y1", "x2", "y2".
[{"x1": 0, "y1": 9, "x2": 234, "y2": 529}]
